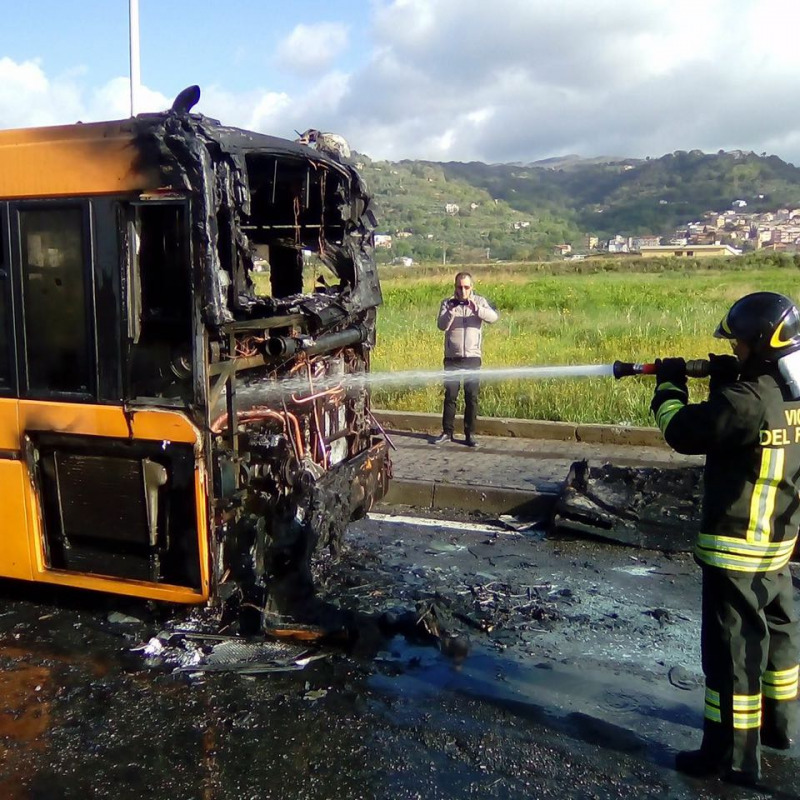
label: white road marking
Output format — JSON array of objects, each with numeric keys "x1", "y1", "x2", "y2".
[
  {"x1": 367, "y1": 511, "x2": 519, "y2": 535},
  {"x1": 612, "y1": 566, "x2": 658, "y2": 576}
]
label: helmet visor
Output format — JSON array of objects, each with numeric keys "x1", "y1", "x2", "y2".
[{"x1": 713, "y1": 313, "x2": 735, "y2": 340}]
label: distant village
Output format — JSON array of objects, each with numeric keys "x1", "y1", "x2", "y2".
[
  {"x1": 561, "y1": 202, "x2": 800, "y2": 261},
  {"x1": 369, "y1": 196, "x2": 800, "y2": 266}
]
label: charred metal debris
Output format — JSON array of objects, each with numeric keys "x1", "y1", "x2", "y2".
[{"x1": 131, "y1": 102, "x2": 390, "y2": 625}]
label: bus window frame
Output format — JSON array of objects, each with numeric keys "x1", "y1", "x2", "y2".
[
  {"x1": 9, "y1": 199, "x2": 98, "y2": 402},
  {"x1": 0, "y1": 203, "x2": 18, "y2": 396},
  {"x1": 123, "y1": 198, "x2": 195, "y2": 407}
]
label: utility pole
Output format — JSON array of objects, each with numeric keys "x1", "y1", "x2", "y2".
[
  {"x1": 442, "y1": 244, "x2": 447, "y2": 266},
  {"x1": 129, "y1": 0, "x2": 141, "y2": 117}
]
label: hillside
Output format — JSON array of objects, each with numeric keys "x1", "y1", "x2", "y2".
[{"x1": 357, "y1": 150, "x2": 800, "y2": 263}]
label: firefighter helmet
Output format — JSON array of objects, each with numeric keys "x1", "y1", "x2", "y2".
[{"x1": 714, "y1": 292, "x2": 800, "y2": 360}]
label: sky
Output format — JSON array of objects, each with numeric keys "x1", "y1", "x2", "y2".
[{"x1": 2, "y1": 0, "x2": 800, "y2": 165}]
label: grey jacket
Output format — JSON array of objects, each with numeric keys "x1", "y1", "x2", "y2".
[{"x1": 437, "y1": 293, "x2": 499, "y2": 359}]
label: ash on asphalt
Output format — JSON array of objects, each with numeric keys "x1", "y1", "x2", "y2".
[{"x1": 1, "y1": 512, "x2": 799, "y2": 799}]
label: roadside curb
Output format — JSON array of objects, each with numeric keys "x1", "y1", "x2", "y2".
[
  {"x1": 373, "y1": 410, "x2": 667, "y2": 449},
  {"x1": 382, "y1": 478, "x2": 556, "y2": 517}
]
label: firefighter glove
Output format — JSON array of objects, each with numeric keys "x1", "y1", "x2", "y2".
[
  {"x1": 707, "y1": 353, "x2": 739, "y2": 392},
  {"x1": 654, "y1": 357, "x2": 687, "y2": 386}
]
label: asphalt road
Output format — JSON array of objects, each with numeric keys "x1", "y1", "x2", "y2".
[{"x1": 1, "y1": 510, "x2": 799, "y2": 799}]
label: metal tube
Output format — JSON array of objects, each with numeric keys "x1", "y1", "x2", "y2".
[
  {"x1": 266, "y1": 325, "x2": 368, "y2": 359},
  {"x1": 129, "y1": 0, "x2": 141, "y2": 117}
]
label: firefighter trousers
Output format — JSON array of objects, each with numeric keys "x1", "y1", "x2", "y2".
[{"x1": 699, "y1": 564, "x2": 799, "y2": 775}]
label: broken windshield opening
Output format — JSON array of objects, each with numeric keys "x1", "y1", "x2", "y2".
[{"x1": 243, "y1": 153, "x2": 353, "y2": 299}]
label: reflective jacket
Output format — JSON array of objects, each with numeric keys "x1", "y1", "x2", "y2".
[
  {"x1": 653, "y1": 365, "x2": 800, "y2": 572},
  {"x1": 437, "y1": 294, "x2": 498, "y2": 359}
]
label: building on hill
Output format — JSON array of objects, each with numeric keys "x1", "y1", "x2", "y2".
[
  {"x1": 607, "y1": 235, "x2": 630, "y2": 253},
  {"x1": 639, "y1": 244, "x2": 742, "y2": 258},
  {"x1": 631, "y1": 235, "x2": 661, "y2": 249}
]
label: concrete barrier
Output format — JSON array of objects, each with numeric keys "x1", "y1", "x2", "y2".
[{"x1": 373, "y1": 410, "x2": 667, "y2": 449}]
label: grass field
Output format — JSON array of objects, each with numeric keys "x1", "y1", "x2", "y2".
[{"x1": 370, "y1": 263, "x2": 800, "y2": 425}]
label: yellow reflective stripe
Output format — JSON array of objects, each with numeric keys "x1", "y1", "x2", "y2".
[
  {"x1": 733, "y1": 710, "x2": 762, "y2": 729},
  {"x1": 733, "y1": 695, "x2": 762, "y2": 729},
  {"x1": 696, "y1": 534, "x2": 795, "y2": 557},
  {"x1": 695, "y1": 534, "x2": 796, "y2": 573},
  {"x1": 764, "y1": 684, "x2": 798, "y2": 701},
  {"x1": 704, "y1": 687, "x2": 721, "y2": 722},
  {"x1": 763, "y1": 666, "x2": 799, "y2": 700},
  {"x1": 655, "y1": 398, "x2": 684, "y2": 433},
  {"x1": 746, "y1": 447, "x2": 784, "y2": 544},
  {"x1": 694, "y1": 548, "x2": 795, "y2": 572},
  {"x1": 764, "y1": 666, "x2": 799, "y2": 685},
  {"x1": 733, "y1": 694, "x2": 761, "y2": 710}
]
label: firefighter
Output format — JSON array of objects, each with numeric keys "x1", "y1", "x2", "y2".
[{"x1": 651, "y1": 291, "x2": 800, "y2": 787}]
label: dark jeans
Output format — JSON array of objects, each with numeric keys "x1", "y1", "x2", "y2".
[{"x1": 442, "y1": 357, "x2": 481, "y2": 436}]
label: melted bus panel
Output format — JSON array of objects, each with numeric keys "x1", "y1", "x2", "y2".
[{"x1": 0, "y1": 90, "x2": 390, "y2": 619}]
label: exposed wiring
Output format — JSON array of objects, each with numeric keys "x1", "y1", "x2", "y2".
[{"x1": 210, "y1": 407, "x2": 305, "y2": 459}]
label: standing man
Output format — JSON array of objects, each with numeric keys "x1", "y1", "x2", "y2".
[
  {"x1": 433, "y1": 271, "x2": 498, "y2": 447},
  {"x1": 651, "y1": 292, "x2": 800, "y2": 787}
]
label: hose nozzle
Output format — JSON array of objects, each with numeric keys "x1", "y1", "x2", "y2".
[{"x1": 613, "y1": 359, "x2": 711, "y2": 379}]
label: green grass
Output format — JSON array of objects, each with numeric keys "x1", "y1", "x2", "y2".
[{"x1": 371, "y1": 264, "x2": 800, "y2": 425}]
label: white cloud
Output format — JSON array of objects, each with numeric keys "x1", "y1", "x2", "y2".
[
  {"x1": 5, "y1": 2, "x2": 800, "y2": 166},
  {"x1": 89, "y1": 77, "x2": 170, "y2": 120},
  {"x1": 335, "y1": 0, "x2": 800, "y2": 163},
  {"x1": 0, "y1": 58, "x2": 172, "y2": 129},
  {"x1": 0, "y1": 57, "x2": 83, "y2": 128},
  {"x1": 275, "y1": 22, "x2": 350, "y2": 77}
]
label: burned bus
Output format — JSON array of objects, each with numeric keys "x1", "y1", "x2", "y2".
[{"x1": 0, "y1": 89, "x2": 390, "y2": 621}]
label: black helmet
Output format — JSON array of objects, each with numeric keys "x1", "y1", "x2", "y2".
[{"x1": 714, "y1": 291, "x2": 800, "y2": 360}]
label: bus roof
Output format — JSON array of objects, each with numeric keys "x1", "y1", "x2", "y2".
[{"x1": 0, "y1": 113, "x2": 349, "y2": 200}]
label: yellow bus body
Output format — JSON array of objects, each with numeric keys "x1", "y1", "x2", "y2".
[
  {"x1": 0, "y1": 398, "x2": 210, "y2": 603},
  {"x1": 0, "y1": 121, "x2": 161, "y2": 199}
]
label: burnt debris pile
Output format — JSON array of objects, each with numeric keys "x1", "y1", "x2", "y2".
[{"x1": 552, "y1": 461, "x2": 703, "y2": 551}]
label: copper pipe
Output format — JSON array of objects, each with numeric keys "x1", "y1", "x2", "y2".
[
  {"x1": 305, "y1": 362, "x2": 328, "y2": 470},
  {"x1": 290, "y1": 385, "x2": 344, "y2": 404}
]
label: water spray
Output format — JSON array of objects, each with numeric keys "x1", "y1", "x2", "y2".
[{"x1": 225, "y1": 358, "x2": 714, "y2": 414}]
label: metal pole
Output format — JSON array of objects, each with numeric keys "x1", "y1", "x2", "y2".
[{"x1": 129, "y1": 0, "x2": 141, "y2": 117}]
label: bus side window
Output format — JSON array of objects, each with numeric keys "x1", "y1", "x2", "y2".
[
  {"x1": 127, "y1": 203, "x2": 192, "y2": 401},
  {"x1": 20, "y1": 207, "x2": 91, "y2": 395},
  {"x1": 0, "y1": 205, "x2": 11, "y2": 391}
]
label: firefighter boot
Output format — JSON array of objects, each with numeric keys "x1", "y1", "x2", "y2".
[
  {"x1": 761, "y1": 731, "x2": 793, "y2": 750},
  {"x1": 675, "y1": 748, "x2": 725, "y2": 779},
  {"x1": 675, "y1": 725, "x2": 732, "y2": 781},
  {"x1": 676, "y1": 747, "x2": 760, "y2": 787}
]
